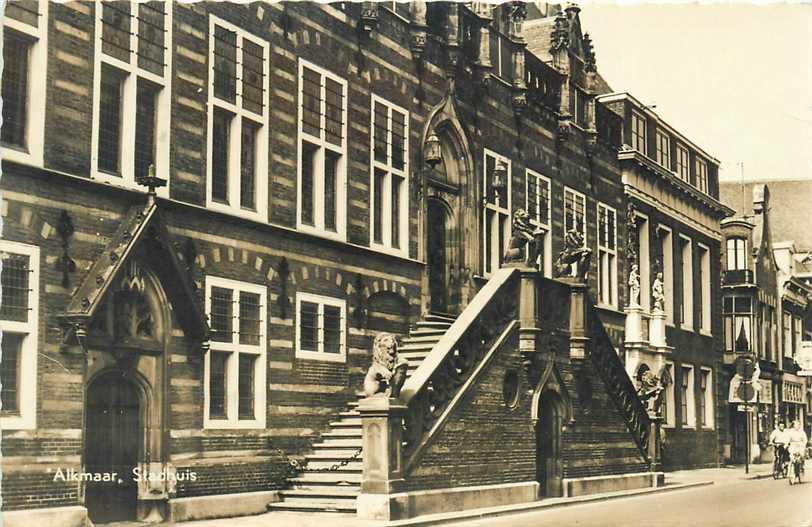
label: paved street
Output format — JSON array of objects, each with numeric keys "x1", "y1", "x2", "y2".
[{"x1": 459, "y1": 465, "x2": 812, "y2": 527}]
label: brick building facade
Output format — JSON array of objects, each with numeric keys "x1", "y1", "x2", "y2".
[{"x1": 1, "y1": 2, "x2": 729, "y2": 524}]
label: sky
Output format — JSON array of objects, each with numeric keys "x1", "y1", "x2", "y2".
[{"x1": 578, "y1": 2, "x2": 812, "y2": 183}]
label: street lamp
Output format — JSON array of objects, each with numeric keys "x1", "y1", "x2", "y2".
[
  {"x1": 492, "y1": 159, "x2": 508, "y2": 199},
  {"x1": 424, "y1": 132, "x2": 442, "y2": 169}
]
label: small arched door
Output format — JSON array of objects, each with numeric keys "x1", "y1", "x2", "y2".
[
  {"x1": 85, "y1": 372, "x2": 141, "y2": 523},
  {"x1": 536, "y1": 391, "x2": 564, "y2": 497}
]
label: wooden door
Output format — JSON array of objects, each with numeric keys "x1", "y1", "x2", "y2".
[
  {"x1": 427, "y1": 200, "x2": 448, "y2": 313},
  {"x1": 85, "y1": 373, "x2": 140, "y2": 523},
  {"x1": 537, "y1": 393, "x2": 563, "y2": 497}
]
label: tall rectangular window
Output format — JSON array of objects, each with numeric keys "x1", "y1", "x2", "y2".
[
  {"x1": 783, "y1": 311, "x2": 792, "y2": 359},
  {"x1": 655, "y1": 129, "x2": 671, "y2": 169},
  {"x1": 298, "y1": 60, "x2": 347, "y2": 239},
  {"x1": 631, "y1": 111, "x2": 647, "y2": 154},
  {"x1": 724, "y1": 296, "x2": 752, "y2": 353},
  {"x1": 597, "y1": 203, "x2": 618, "y2": 308},
  {"x1": 657, "y1": 226, "x2": 674, "y2": 324},
  {"x1": 92, "y1": 1, "x2": 169, "y2": 195},
  {"x1": 698, "y1": 243, "x2": 711, "y2": 333},
  {"x1": 526, "y1": 169, "x2": 552, "y2": 277},
  {"x1": 663, "y1": 362, "x2": 676, "y2": 427},
  {"x1": 564, "y1": 187, "x2": 586, "y2": 239},
  {"x1": 204, "y1": 276, "x2": 267, "y2": 428},
  {"x1": 794, "y1": 316, "x2": 803, "y2": 358},
  {"x1": 483, "y1": 150, "x2": 511, "y2": 276},
  {"x1": 695, "y1": 158, "x2": 709, "y2": 194},
  {"x1": 295, "y1": 293, "x2": 347, "y2": 362},
  {"x1": 676, "y1": 144, "x2": 690, "y2": 182},
  {"x1": 207, "y1": 17, "x2": 270, "y2": 221},
  {"x1": 1, "y1": 0, "x2": 47, "y2": 166},
  {"x1": 679, "y1": 235, "x2": 694, "y2": 329},
  {"x1": 726, "y1": 238, "x2": 747, "y2": 271},
  {"x1": 0, "y1": 241, "x2": 39, "y2": 430},
  {"x1": 680, "y1": 365, "x2": 695, "y2": 427},
  {"x1": 370, "y1": 95, "x2": 409, "y2": 255},
  {"x1": 699, "y1": 368, "x2": 714, "y2": 428}
]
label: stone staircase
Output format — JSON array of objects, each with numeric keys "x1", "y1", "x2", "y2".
[{"x1": 268, "y1": 313, "x2": 456, "y2": 514}]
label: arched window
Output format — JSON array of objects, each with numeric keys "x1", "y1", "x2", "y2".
[{"x1": 726, "y1": 238, "x2": 747, "y2": 271}]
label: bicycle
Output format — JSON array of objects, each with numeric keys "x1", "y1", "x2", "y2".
[
  {"x1": 772, "y1": 445, "x2": 789, "y2": 479},
  {"x1": 788, "y1": 451, "x2": 804, "y2": 485}
]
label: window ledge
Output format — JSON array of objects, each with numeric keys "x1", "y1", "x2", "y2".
[
  {"x1": 596, "y1": 304, "x2": 623, "y2": 316},
  {"x1": 295, "y1": 351, "x2": 347, "y2": 364},
  {"x1": 699, "y1": 329, "x2": 713, "y2": 337},
  {"x1": 203, "y1": 419, "x2": 267, "y2": 430}
]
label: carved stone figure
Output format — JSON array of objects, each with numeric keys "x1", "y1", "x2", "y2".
[
  {"x1": 503, "y1": 209, "x2": 545, "y2": 267},
  {"x1": 363, "y1": 333, "x2": 409, "y2": 398},
  {"x1": 628, "y1": 264, "x2": 641, "y2": 307},
  {"x1": 625, "y1": 203, "x2": 638, "y2": 264},
  {"x1": 652, "y1": 272, "x2": 665, "y2": 312},
  {"x1": 636, "y1": 369, "x2": 665, "y2": 416},
  {"x1": 554, "y1": 229, "x2": 592, "y2": 281}
]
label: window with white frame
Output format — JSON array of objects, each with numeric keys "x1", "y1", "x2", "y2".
[
  {"x1": 0, "y1": 241, "x2": 39, "y2": 430},
  {"x1": 655, "y1": 129, "x2": 671, "y2": 169},
  {"x1": 699, "y1": 368, "x2": 714, "y2": 428},
  {"x1": 676, "y1": 144, "x2": 689, "y2": 182},
  {"x1": 698, "y1": 243, "x2": 711, "y2": 333},
  {"x1": 92, "y1": 1, "x2": 170, "y2": 196},
  {"x1": 724, "y1": 296, "x2": 752, "y2": 353},
  {"x1": 680, "y1": 364, "x2": 695, "y2": 427},
  {"x1": 1, "y1": 0, "x2": 47, "y2": 166},
  {"x1": 295, "y1": 293, "x2": 347, "y2": 362},
  {"x1": 526, "y1": 169, "x2": 552, "y2": 277},
  {"x1": 371, "y1": 95, "x2": 409, "y2": 255},
  {"x1": 483, "y1": 150, "x2": 511, "y2": 276},
  {"x1": 679, "y1": 235, "x2": 693, "y2": 328},
  {"x1": 635, "y1": 213, "x2": 651, "y2": 310},
  {"x1": 298, "y1": 60, "x2": 348, "y2": 239},
  {"x1": 204, "y1": 276, "x2": 267, "y2": 428},
  {"x1": 726, "y1": 238, "x2": 747, "y2": 271},
  {"x1": 564, "y1": 187, "x2": 586, "y2": 239},
  {"x1": 662, "y1": 362, "x2": 676, "y2": 427},
  {"x1": 207, "y1": 16, "x2": 270, "y2": 221},
  {"x1": 695, "y1": 158, "x2": 709, "y2": 194},
  {"x1": 657, "y1": 226, "x2": 674, "y2": 324},
  {"x1": 597, "y1": 203, "x2": 618, "y2": 308},
  {"x1": 631, "y1": 111, "x2": 647, "y2": 155},
  {"x1": 783, "y1": 310, "x2": 792, "y2": 359}
]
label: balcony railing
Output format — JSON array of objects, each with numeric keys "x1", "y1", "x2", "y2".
[
  {"x1": 525, "y1": 50, "x2": 560, "y2": 111},
  {"x1": 489, "y1": 27, "x2": 514, "y2": 82},
  {"x1": 723, "y1": 269, "x2": 754, "y2": 286}
]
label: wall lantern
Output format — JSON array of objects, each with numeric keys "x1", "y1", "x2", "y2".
[
  {"x1": 424, "y1": 133, "x2": 442, "y2": 169},
  {"x1": 492, "y1": 159, "x2": 508, "y2": 198}
]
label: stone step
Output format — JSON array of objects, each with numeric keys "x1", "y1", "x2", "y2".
[
  {"x1": 301, "y1": 460, "x2": 363, "y2": 471},
  {"x1": 329, "y1": 418, "x2": 362, "y2": 427},
  {"x1": 425, "y1": 313, "x2": 457, "y2": 323},
  {"x1": 280, "y1": 488, "x2": 359, "y2": 499},
  {"x1": 338, "y1": 410, "x2": 360, "y2": 418},
  {"x1": 288, "y1": 482, "x2": 361, "y2": 493},
  {"x1": 267, "y1": 501, "x2": 356, "y2": 513},
  {"x1": 407, "y1": 328, "x2": 447, "y2": 337},
  {"x1": 321, "y1": 429, "x2": 362, "y2": 438},
  {"x1": 399, "y1": 341, "x2": 437, "y2": 352},
  {"x1": 402, "y1": 334, "x2": 446, "y2": 344},
  {"x1": 305, "y1": 450, "x2": 364, "y2": 460},
  {"x1": 312, "y1": 438, "x2": 363, "y2": 448},
  {"x1": 291, "y1": 472, "x2": 362, "y2": 484},
  {"x1": 399, "y1": 351, "x2": 432, "y2": 360}
]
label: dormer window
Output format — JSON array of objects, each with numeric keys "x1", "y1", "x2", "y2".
[
  {"x1": 655, "y1": 129, "x2": 671, "y2": 169},
  {"x1": 726, "y1": 238, "x2": 747, "y2": 271},
  {"x1": 695, "y1": 158, "x2": 709, "y2": 193}
]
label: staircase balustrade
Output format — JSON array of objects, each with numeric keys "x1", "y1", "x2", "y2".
[
  {"x1": 399, "y1": 267, "x2": 520, "y2": 469},
  {"x1": 586, "y1": 294, "x2": 654, "y2": 462}
]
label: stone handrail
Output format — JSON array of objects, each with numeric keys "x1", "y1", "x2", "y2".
[
  {"x1": 586, "y1": 293, "x2": 653, "y2": 461},
  {"x1": 399, "y1": 267, "x2": 520, "y2": 469}
]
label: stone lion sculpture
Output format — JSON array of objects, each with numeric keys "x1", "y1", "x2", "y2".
[
  {"x1": 363, "y1": 333, "x2": 409, "y2": 398},
  {"x1": 503, "y1": 209, "x2": 546, "y2": 266},
  {"x1": 554, "y1": 228, "x2": 592, "y2": 281},
  {"x1": 636, "y1": 367, "x2": 665, "y2": 416}
]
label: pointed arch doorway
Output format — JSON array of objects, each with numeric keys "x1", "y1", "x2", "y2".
[{"x1": 536, "y1": 390, "x2": 564, "y2": 497}]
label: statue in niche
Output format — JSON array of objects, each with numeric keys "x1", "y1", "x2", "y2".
[
  {"x1": 363, "y1": 333, "x2": 409, "y2": 398},
  {"x1": 636, "y1": 366, "x2": 665, "y2": 416},
  {"x1": 554, "y1": 229, "x2": 592, "y2": 281},
  {"x1": 652, "y1": 272, "x2": 665, "y2": 312},
  {"x1": 503, "y1": 209, "x2": 546, "y2": 268},
  {"x1": 625, "y1": 203, "x2": 638, "y2": 264},
  {"x1": 628, "y1": 264, "x2": 641, "y2": 307}
]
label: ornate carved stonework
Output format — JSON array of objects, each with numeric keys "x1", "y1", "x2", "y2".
[
  {"x1": 636, "y1": 366, "x2": 665, "y2": 417},
  {"x1": 114, "y1": 262, "x2": 154, "y2": 339},
  {"x1": 628, "y1": 264, "x2": 641, "y2": 307},
  {"x1": 504, "y1": 209, "x2": 545, "y2": 266},
  {"x1": 652, "y1": 272, "x2": 665, "y2": 312},
  {"x1": 554, "y1": 229, "x2": 592, "y2": 281}
]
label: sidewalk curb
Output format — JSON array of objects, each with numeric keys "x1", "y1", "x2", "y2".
[{"x1": 383, "y1": 481, "x2": 714, "y2": 526}]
